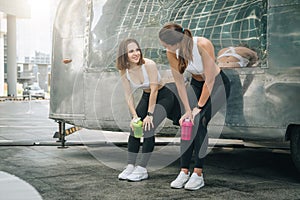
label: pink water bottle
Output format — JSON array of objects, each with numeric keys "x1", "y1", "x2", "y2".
[{"x1": 181, "y1": 118, "x2": 193, "y2": 141}]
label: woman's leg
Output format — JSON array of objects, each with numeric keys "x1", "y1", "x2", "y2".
[
  {"x1": 189, "y1": 79, "x2": 209, "y2": 174},
  {"x1": 178, "y1": 80, "x2": 205, "y2": 171},
  {"x1": 193, "y1": 109, "x2": 210, "y2": 171},
  {"x1": 164, "y1": 83, "x2": 182, "y2": 126},
  {"x1": 127, "y1": 136, "x2": 141, "y2": 165},
  {"x1": 127, "y1": 94, "x2": 148, "y2": 165},
  {"x1": 150, "y1": 86, "x2": 193, "y2": 169},
  {"x1": 139, "y1": 87, "x2": 176, "y2": 167},
  {"x1": 192, "y1": 71, "x2": 231, "y2": 173}
]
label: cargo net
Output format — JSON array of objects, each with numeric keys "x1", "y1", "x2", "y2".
[{"x1": 91, "y1": 0, "x2": 267, "y2": 70}]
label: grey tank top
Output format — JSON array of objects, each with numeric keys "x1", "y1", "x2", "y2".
[{"x1": 126, "y1": 64, "x2": 161, "y2": 90}]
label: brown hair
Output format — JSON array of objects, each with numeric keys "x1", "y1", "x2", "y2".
[
  {"x1": 159, "y1": 23, "x2": 193, "y2": 74},
  {"x1": 116, "y1": 38, "x2": 145, "y2": 70}
]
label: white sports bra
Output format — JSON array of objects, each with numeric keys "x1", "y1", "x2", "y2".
[
  {"x1": 126, "y1": 64, "x2": 161, "y2": 90},
  {"x1": 176, "y1": 37, "x2": 204, "y2": 75},
  {"x1": 217, "y1": 47, "x2": 249, "y2": 67}
]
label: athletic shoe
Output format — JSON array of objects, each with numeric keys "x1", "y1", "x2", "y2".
[
  {"x1": 118, "y1": 164, "x2": 135, "y2": 180},
  {"x1": 184, "y1": 172, "x2": 205, "y2": 190},
  {"x1": 170, "y1": 171, "x2": 190, "y2": 189},
  {"x1": 127, "y1": 166, "x2": 148, "y2": 182}
]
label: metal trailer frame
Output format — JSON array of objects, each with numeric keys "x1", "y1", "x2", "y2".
[{"x1": 49, "y1": 0, "x2": 300, "y2": 170}]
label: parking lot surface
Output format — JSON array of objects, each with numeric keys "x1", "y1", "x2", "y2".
[{"x1": 0, "y1": 100, "x2": 300, "y2": 200}]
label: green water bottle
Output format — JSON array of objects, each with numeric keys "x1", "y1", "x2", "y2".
[{"x1": 132, "y1": 118, "x2": 143, "y2": 138}]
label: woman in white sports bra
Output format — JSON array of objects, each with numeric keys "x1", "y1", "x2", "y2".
[
  {"x1": 116, "y1": 38, "x2": 181, "y2": 182},
  {"x1": 159, "y1": 23, "x2": 231, "y2": 190}
]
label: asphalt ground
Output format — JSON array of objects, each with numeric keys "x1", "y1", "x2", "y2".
[{"x1": 0, "y1": 100, "x2": 300, "y2": 200}]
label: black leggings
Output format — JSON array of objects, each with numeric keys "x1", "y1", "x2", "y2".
[
  {"x1": 180, "y1": 70, "x2": 231, "y2": 169},
  {"x1": 128, "y1": 86, "x2": 180, "y2": 167}
]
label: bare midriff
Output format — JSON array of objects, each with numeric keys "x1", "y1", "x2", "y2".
[{"x1": 143, "y1": 84, "x2": 164, "y2": 93}]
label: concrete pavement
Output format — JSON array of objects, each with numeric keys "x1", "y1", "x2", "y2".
[
  {"x1": 0, "y1": 171, "x2": 42, "y2": 200},
  {"x1": 0, "y1": 100, "x2": 300, "y2": 200}
]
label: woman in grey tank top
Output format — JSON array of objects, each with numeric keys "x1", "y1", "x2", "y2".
[{"x1": 116, "y1": 38, "x2": 181, "y2": 182}]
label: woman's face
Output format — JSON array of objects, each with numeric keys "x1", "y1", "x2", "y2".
[
  {"x1": 127, "y1": 42, "x2": 141, "y2": 65},
  {"x1": 160, "y1": 40, "x2": 178, "y2": 53}
]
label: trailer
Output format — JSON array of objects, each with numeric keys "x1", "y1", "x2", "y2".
[{"x1": 50, "y1": 0, "x2": 300, "y2": 171}]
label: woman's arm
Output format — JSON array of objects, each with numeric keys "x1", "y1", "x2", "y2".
[
  {"x1": 144, "y1": 59, "x2": 159, "y2": 114},
  {"x1": 120, "y1": 70, "x2": 138, "y2": 118},
  {"x1": 167, "y1": 51, "x2": 192, "y2": 124},
  {"x1": 194, "y1": 37, "x2": 220, "y2": 115},
  {"x1": 143, "y1": 59, "x2": 159, "y2": 130}
]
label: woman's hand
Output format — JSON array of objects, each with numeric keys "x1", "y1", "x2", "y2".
[
  {"x1": 143, "y1": 115, "x2": 154, "y2": 131},
  {"x1": 179, "y1": 110, "x2": 193, "y2": 126},
  {"x1": 192, "y1": 107, "x2": 201, "y2": 119},
  {"x1": 130, "y1": 117, "x2": 140, "y2": 131}
]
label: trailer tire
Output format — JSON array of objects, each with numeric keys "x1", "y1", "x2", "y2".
[{"x1": 290, "y1": 126, "x2": 300, "y2": 172}]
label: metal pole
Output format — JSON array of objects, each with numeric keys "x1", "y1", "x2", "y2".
[
  {"x1": 58, "y1": 121, "x2": 68, "y2": 148},
  {"x1": 0, "y1": 31, "x2": 4, "y2": 96},
  {"x1": 7, "y1": 14, "x2": 17, "y2": 97}
]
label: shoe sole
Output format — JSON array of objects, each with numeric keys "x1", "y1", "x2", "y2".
[
  {"x1": 170, "y1": 186, "x2": 184, "y2": 189},
  {"x1": 127, "y1": 176, "x2": 149, "y2": 182},
  {"x1": 184, "y1": 183, "x2": 205, "y2": 191}
]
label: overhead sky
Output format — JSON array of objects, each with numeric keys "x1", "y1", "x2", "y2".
[{"x1": 17, "y1": 0, "x2": 59, "y2": 59}]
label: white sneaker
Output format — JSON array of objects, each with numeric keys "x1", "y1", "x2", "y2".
[
  {"x1": 170, "y1": 171, "x2": 190, "y2": 189},
  {"x1": 118, "y1": 164, "x2": 135, "y2": 180},
  {"x1": 184, "y1": 172, "x2": 205, "y2": 190},
  {"x1": 127, "y1": 166, "x2": 148, "y2": 182}
]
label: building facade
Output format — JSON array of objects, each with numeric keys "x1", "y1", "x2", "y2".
[{"x1": 0, "y1": 0, "x2": 31, "y2": 96}]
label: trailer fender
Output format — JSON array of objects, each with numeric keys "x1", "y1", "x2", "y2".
[{"x1": 287, "y1": 125, "x2": 300, "y2": 172}]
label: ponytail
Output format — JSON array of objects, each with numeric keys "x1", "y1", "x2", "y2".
[
  {"x1": 159, "y1": 23, "x2": 193, "y2": 74},
  {"x1": 178, "y1": 29, "x2": 193, "y2": 73}
]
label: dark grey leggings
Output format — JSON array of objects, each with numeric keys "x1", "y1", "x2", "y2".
[
  {"x1": 128, "y1": 86, "x2": 180, "y2": 167},
  {"x1": 180, "y1": 70, "x2": 231, "y2": 169}
]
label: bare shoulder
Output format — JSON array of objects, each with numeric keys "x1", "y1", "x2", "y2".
[
  {"x1": 144, "y1": 58, "x2": 156, "y2": 66},
  {"x1": 143, "y1": 58, "x2": 157, "y2": 72},
  {"x1": 196, "y1": 36, "x2": 215, "y2": 59},
  {"x1": 197, "y1": 37, "x2": 213, "y2": 47}
]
